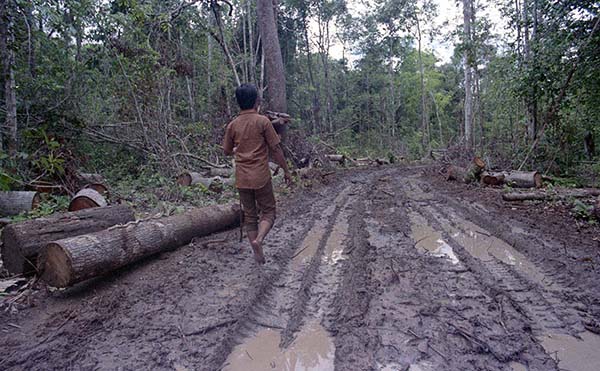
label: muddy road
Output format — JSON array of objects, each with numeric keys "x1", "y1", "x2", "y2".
[{"x1": 2, "y1": 166, "x2": 600, "y2": 371}]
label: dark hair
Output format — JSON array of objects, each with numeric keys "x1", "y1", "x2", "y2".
[{"x1": 235, "y1": 83, "x2": 258, "y2": 110}]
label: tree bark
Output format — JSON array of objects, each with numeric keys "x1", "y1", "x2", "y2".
[
  {"x1": 39, "y1": 203, "x2": 240, "y2": 287},
  {"x1": 462, "y1": 0, "x2": 473, "y2": 150},
  {"x1": 1, "y1": 204, "x2": 134, "y2": 275},
  {"x1": 481, "y1": 171, "x2": 506, "y2": 186},
  {"x1": 504, "y1": 171, "x2": 542, "y2": 188},
  {"x1": 503, "y1": 188, "x2": 600, "y2": 202},
  {"x1": 416, "y1": 16, "x2": 428, "y2": 151},
  {"x1": 257, "y1": 0, "x2": 287, "y2": 113},
  {"x1": 447, "y1": 157, "x2": 486, "y2": 183},
  {"x1": 0, "y1": 191, "x2": 40, "y2": 217},
  {"x1": 0, "y1": 0, "x2": 18, "y2": 153},
  {"x1": 69, "y1": 188, "x2": 108, "y2": 211}
]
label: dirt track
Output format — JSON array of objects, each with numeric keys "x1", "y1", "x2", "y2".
[{"x1": 2, "y1": 165, "x2": 600, "y2": 371}]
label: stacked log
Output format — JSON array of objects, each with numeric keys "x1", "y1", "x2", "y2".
[
  {"x1": 1, "y1": 204, "x2": 135, "y2": 274},
  {"x1": 0, "y1": 191, "x2": 41, "y2": 217},
  {"x1": 68, "y1": 188, "x2": 108, "y2": 211},
  {"x1": 265, "y1": 111, "x2": 291, "y2": 135},
  {"x1": 39, "y1": 203, "x2": 240, "y2": 287}
]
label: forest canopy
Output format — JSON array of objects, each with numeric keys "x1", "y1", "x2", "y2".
[{"x1": 0, "y1": 0, "x2": 599, "y2": 189}]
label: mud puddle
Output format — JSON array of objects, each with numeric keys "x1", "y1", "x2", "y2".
[
  {"x1": 408, "y1": 212, "x2": 459, "y2": 265},
  {"x1": 428, "y1": 207, "x2": 549, "y2": 286},
  {"x1": 222, "y1": 319, "x2": 334, "y2": 371},
  {"x1": 538, "y1": 331, "x2": 600, "y2": 371}
]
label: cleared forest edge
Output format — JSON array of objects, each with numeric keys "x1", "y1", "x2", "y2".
[{"x1": 1, "y1": 166, "x2": 600, "y2": 371}]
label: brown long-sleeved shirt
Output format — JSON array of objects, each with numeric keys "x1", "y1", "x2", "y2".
[{"x1": 223, "y1": 109, "x2": 281, "y2": 189}]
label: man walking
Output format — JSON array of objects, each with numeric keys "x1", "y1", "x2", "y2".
[{"x1": 223, "y1": 83, "x2": 291, "y2": 264}]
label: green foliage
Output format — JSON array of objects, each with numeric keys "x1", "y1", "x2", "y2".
[
  {"x1": 571, "y1": 200, "x2": 594, "y2": 220},
  {"x1": 10, "y1": 195, "x2": 70, "y2": 222}
]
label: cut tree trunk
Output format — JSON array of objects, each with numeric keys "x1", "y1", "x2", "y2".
[
  {"x1": 68, "y1": 188, "x2": 108, "y2": 211},
  {"x1": 1, "y1": 204, "x2": 134, "y2": 274},
  {"x1": 326, "y1": 154, "x2": 345, "y2": 164},
  {"x1": 481, "y1": 171, "x2": 506, "y2": 186},
  {"x1": 593, "y1": 200, "x2": 600, "y2": 221},
  {"x1": 447, "y1": 157, "x2": 486, "y2": 184},
  {"x1": 209, "y1": 167, "x2": 233, "y2": 178},
  {"x1": 39, "y1": 203, "x2": 240, "y2": 287},
  {"x1": 0, "y1": 191, "x2": 41, "y2": 217},
  {"x1": 177, "y1": 172, "x2": 232, "y2": 191},
  {"x1": 76, "y1": 173, "x2": 109, "y2": 195},
  {"x1": 502, "y1": 188, "x2": 600, "y2": 202},
  {"x1": 504, "y1": 171, "x2": 542, "y2": 188},
  {"x1": 375, "y1": 158, "x2": 390, "y2": 166}
]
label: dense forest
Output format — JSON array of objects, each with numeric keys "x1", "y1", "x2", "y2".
[{"x1": 0, "y1": 0, "x2": 599, "y2": 194}]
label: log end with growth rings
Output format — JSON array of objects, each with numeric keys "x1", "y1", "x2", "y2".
[{"x1": 39, "y1": 242, "x2": 73, "y2": 288}]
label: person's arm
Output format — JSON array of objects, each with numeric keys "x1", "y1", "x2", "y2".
[
  {"x1": 264, "y1": 120, "x2": 292, "y2": 184},
  {"x1": 222, "y1": 124, "x2": 234, "y2": 156}
]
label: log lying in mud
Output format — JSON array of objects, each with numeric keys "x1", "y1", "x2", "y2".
[
  {"x1": 375, "y1": 158, "x2": 390, "y2": 165},
  {"x1": 0, "y1": 191, "x2": 41, "y2": 217},
  {"x1": 502, "y1": 188, "x2": 600, "y2": 202},
  {"x1": 326, "y1": 154, "x2": 346, "y2": 164},
  {"x1": 1, "y1": 204, "x2": 134, "y2": 275},
  {"x1": 481, "y1": 171, "x2": 506, "y2": 186},
  {"x1": 505, "y1": 171, "x2": 542, "y2": 188},
  {"x1": 39, "y1": 203, "x2": 240, "y2": 287},
  {"x1": 447, "y1": 157, "x2": 486, "y2": 184},
  {"x1": 68, "y1": 188, "x2": 108, "y2": 211}
]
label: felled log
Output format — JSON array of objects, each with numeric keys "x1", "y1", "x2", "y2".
[
  {"x1": 0, "y1": 191, "x2": 41, "y2": 217},
  {"x1": 502, "y1": 188, "x2": 600, "y2": 202},
  {"x1": 68, "y1": 188, "x2": 108, "y2": 211},
  {"x1": 76, "y1": 173, "x2": 109, "y2": 195},
  {"x1": 326, "y1": 154, "x2": 346, "y2": 164},
  {"x1": 375, "y1": 158, "x2": 390, "y2": 165},
  {"x1": 209, "y1": 167, "x2": 233, "y2": 178},
  {"x1": 177, "y1": 172, "x2": 232, "y2": 192},
  {"x1": 355, "y1": 157, "x2": 374, "y2": 167},
  {"x1": 1, "y1": 204, "x2": 134, "y2": 274},
  {"x1": 446, "y1": 157, "x2": 486, "y2": 184},
  {"x1": 593, "y1": 200, "x2": 600, "y2": 221},
  {"x1": 504, "y1": 171, "x2": 542, "y2": 188},
  {"x1": 39, "y1": 203, "x2": 240, "y2": 287},
  {"x1": 481, "y1": 171, "x2": 506, "y2": 186},
  {"x1": 265, "y1": 111, "x2": 291, "y2": 134}
]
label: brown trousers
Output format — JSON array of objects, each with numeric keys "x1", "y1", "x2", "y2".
[{"x1": 238, "y1": 180, "x2": 276, "y2": 232}]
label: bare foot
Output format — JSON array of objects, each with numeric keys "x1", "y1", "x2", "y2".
[{"x1": 250, "y1": 239, "x2": 266, "y2": 264}]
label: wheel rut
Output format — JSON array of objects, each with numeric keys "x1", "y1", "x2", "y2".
[{"x1": 220, "y1": 183, "x2": 360, "y2": 371}]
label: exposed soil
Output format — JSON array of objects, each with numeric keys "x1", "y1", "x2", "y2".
[{"x1": 2, "y1": 165, "x2": 600, "y2": 371}]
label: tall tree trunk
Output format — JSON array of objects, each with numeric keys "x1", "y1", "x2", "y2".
[
  {"x1": 256, "y1": 0, "x2": 287, "y2": 113},
  {"x1": 463, "y1": 0, "x2": 473, "y2": 150},
  {"x1": 211, "y1": 2, "x2": 241, "y2": 87},
  {"x1": 1, "y1": 0, "x2": 17, "y2": 153},
  {"x1": 303, "y1": 18, "x2": 321, "y2": 134},
  {"x1": 416, "y1": 16, "x2": 428, "y2": 151}
]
